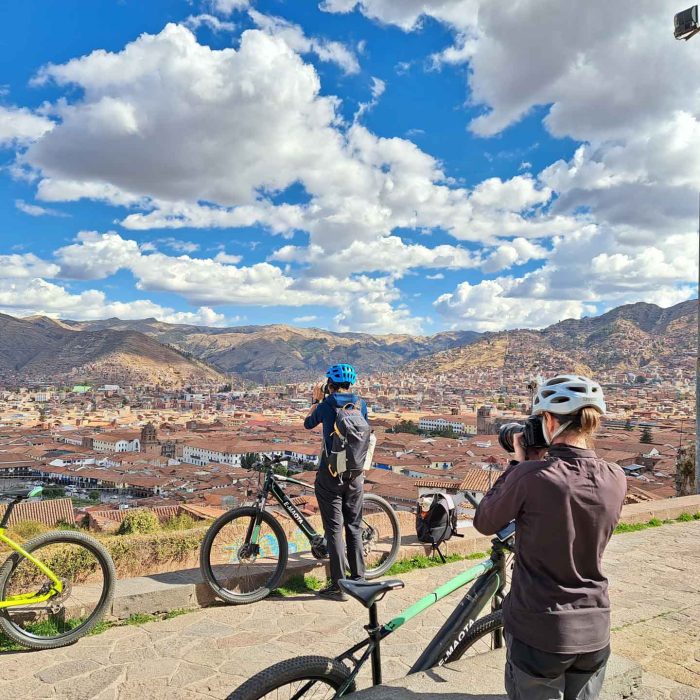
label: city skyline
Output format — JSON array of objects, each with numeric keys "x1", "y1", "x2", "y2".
[{"x1": 0, "y1": 1, "x2": 698, "y2": 335}]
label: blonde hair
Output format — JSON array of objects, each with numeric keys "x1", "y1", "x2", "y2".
[{"x1": 554, "y1": 406, "x2": 602, "y2": 447}]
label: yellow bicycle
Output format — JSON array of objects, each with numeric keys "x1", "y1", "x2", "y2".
[{"x1": 0, "y1": 486, "x2": 115, "y2": 650}]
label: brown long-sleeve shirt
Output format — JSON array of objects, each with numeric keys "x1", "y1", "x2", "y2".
[{"x1": 474, "y1": 444, "x2": 626, "y2": 654}]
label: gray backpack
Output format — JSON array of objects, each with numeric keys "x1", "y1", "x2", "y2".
[{"x1": 327, "y1": 402, "x2": 372, "y2": 476}]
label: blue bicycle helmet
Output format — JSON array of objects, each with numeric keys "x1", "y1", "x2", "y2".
[{"x1": 326, "y1": 363, "x2": 356, "y2": 385}]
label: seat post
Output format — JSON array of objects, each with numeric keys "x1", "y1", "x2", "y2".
[{"x1": 368, "y1": 603, "x2": 382, "y2": 686}]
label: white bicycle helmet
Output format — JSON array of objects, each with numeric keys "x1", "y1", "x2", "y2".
[{"x1": 533, "y1": 375, "x2": 606, "y2": 416}]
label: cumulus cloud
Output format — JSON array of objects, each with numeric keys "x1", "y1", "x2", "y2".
[
  {"x1": 183, "y1": 14, "x2": 236, "y2": 32},
  {"x1": 0, "y1": 277, "x2": 226, "y2": 325},
  {"x1": 249, "y1": 10, "x2": 360, "y2": 75},
  {"x1": 0, "y1": 105, "x2": 53, "y2": 145}
]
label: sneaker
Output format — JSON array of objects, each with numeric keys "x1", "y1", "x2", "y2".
[{"x1": 317, "y1": 583, "x2": 349, "y2": 601}]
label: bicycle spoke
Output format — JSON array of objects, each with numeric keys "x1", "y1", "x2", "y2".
[
  {"x1": 1, "y1": 539, "x2": 108, "y2": 641},
  {"x1": 208, "y1": 515, "x2": 282, "y2": 595}
]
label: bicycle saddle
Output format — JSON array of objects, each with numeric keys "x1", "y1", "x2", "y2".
[{"x1": 338, "y1": 578, "x2": 404, "y2": 608}]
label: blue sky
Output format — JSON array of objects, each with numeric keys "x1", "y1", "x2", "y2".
[{"x1": 0, "y1": 0, "x2": 697, "y2": 334}]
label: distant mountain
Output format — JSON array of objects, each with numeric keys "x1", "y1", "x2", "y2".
[
  {"x1": 65, "y1": 319, "x2": 480, "y2": 381},
  {"x1": 404, "y1": 299, "x2": 697, "y2": 378},
  {"x1": 0, "y1": 315, "x2": 224, "y2": 386},
  {"x1": 9, "y1": 299, "x2": 694, "y2": 384}
]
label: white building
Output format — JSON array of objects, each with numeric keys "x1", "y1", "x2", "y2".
[
  {"x1": 418, "y1": 415, "x2": 476, "y2": 436},
  {"x1": 91, "y1": 432, "x2": 141, "y2": 453}
]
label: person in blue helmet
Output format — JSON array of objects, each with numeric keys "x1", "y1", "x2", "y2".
[{"x1": 304, "y1": 363, "x2": 368, "y2": 600}]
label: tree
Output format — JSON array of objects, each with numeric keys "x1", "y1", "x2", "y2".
[
  {"x1": 675, "y1": 444, "x2": 695, "y2": 497},
  {"x1": 624, "y1": 419, "x2": 633, "y2": 432},
  {"x1": 117, "y1": 510, "x2": 161, "y2": 535},
  {"x1": 241, "y1": 452, "x2": 259, "y2": 470},
  {"x1": 640, "y1": 426, "x2": 654, "y2": 444},
  {"x1": 89, "y1": 490, "x2": 101, "y2": 502},
  {"x1": 42, "y1": 486, "x2": 66, "y2": 500},
  {"x1": 390, "y1": 420, "x2": 419, "y2": 435},
  {"x1": 634, "y1": 375, "x2": 647, "y2": 384}
]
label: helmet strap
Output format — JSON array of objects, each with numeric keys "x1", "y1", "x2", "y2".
[{"x1": 544, "y1": 419, "x2": 572, "y2": 445}]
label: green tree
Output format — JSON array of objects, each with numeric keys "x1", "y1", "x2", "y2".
[
  {"x1": 634, "y1": 375, "x2": 647, "y2": 384},
  {"x1": 88, "y1": 490, "x2": 101, "y2": 502},
  {"x1": 42, "y1": 486, "x2": 66, "y2": 500},
  {"x1": 640, "y1": 426, "x2": 654, "y2": 444},
  {"x1": 241, "y1": 452, "x2": 259, "y2": 470},
  {"x1": 117, "y1": 510, "x2": 161, "y2": 535},
  {"x1": 391, "y1": 420, "x2": 419, "y2": 435}
]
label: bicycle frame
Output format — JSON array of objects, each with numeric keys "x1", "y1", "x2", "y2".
[
  {"x1": 0, "y1": 528, "x2": 64, "y2": 610},
  {"x1": 329, "y1": 531, "x2": 513, "y2": 697},
  {"x1": 248, "y1": 468, "x2": 324, "y2": 550}
]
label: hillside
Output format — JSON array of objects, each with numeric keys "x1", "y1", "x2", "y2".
[
  {"x1": 404, "y1": 300, "x2": 697, "y2": 378},
  {"x1": 65, "y1": 319, "x2": 480, "y2": 381},
  {"x1": 8, "y1": 298, "x2": 696, "y2": 384},
  {"x1": 0, "y1": 315, "x2": 224, "y2": 386}
]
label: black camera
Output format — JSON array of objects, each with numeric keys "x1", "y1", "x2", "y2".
[{"x1": 498, "y1": 416, "x2": 547, "y2": 454}]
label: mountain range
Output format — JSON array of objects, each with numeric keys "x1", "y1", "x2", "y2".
[{"x1": 0, "y1": 299, "x2": 695, "y2": 385}]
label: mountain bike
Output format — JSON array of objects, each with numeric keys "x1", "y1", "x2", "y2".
[
  {"x1": 200, "y1": 456, "x2": 401, "y2": 605},
  {"x1": 0, "y1": 486, "x2": 116, "y2": 650},
  {"x1": 227, "y1": 494, "x2": 514, "y2": 699}
]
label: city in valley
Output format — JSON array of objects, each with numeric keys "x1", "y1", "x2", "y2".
[{"x1": 0, "y1": 341, "x2": 694, "y2": 532}]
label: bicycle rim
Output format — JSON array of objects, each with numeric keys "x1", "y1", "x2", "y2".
[
  {"x1": 203, "y1": 508, "x2": 287, "y2": 603},
  {"x1": 0, "y1": 532, "x2": 114, "y2": 648}
]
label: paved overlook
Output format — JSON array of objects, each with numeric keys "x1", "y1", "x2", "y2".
[{"x1": 1, "y1": 521, "x2": 699, "y2": 699}]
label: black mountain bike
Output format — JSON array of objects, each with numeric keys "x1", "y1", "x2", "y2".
[
  {"x1": 228, "y1": 492, "x2": 514, "y2": 699},
  {"x1": 200, "y1": 457, "x2": 401, "y2": 604}
]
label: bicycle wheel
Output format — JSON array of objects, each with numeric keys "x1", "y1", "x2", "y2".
[
  {"x1": 0, "y1": 530, "x2": 115, "y2": 650},
  {"x1": 200, "y1": 507, "x2": 288, "y2": 605},
  {"x1": 448, "y1": 610, "x2": 505, "y2": 663},
  {"x1": 227, "y1": 656, "x2": 355, "y2": 700},
  {"x1": 361, "y1": 494, "x2": 400, "y2": 580}
]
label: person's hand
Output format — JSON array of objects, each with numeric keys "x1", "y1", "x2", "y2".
[
  {"x1": 512, "y1": 432, "x2": 528, "y2": 463},
  {"x1": 512, "y1": 432, "x2": 547, "y2": 463},
  {"x1": 311, "y1": 381, "x2": 326, "y2": 404}
]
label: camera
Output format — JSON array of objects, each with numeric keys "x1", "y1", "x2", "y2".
[{"x1": 498, "y1": 416, "x2": 547, "y2": 454}]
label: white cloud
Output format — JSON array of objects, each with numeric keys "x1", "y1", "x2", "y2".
[
  {"x1": 183, "y1": 14, "x2": 236, "y2": 32},
  {"x1": 249, "y1": 10, "x2": 360, "y2": 75},
  {"x1": 293, "y1": 315, "x2": 318, "y2": 323},
  {"x1": 55, "y1": 231, "x2": 141, "y2": 280},
  {"x1": 479, "y1": 237, "x2": 548, "y2": 274},
  {"x1": 15, "y1": 199, "x2": 67, "y2": 217},
  {"x1": 207, "y1": 0, "x2": 249, "y2": 15},
  {"x1": 0, "y1": 277, "x2": 225, "y2": 325},
  {"x1": 426, "y1": 273, "x2": 444, "y2": 280},
  {"x1": 0, "y1": 105, "x2": 53, "y2": 145},
  {"x1": 434, "y1": 278, "x2": 597, "y2": 332},
  {"x1": 0, "y1": 253, "x2": 60, "y2": 279}
]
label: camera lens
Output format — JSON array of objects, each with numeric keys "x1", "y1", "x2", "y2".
[{"x1": 498, "y1": 422, "x2": 524, "y2": 454}]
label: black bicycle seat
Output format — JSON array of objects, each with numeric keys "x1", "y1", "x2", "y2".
[{"x1": 338, "y1": 579, "x2": 405, "y2": 608}]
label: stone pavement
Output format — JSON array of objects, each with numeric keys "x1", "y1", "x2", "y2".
[{"x1": 0, "y1": 521, "x2": 698, "y2": 699}]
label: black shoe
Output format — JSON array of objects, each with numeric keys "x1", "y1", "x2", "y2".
[{"x1": 317, "y1": 583, "x2": 349, "y2": 601}]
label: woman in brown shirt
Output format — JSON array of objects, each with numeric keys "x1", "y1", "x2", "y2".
[{"x1": 474, "y1": 375, "x2": 626, "y2": 700}]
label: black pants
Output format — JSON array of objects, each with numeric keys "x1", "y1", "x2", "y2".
[
  {"x1": 505, "y1": 633, "x2": 610, "y2": 700},
  {"x1": 314, "y1": 466, "x2": 365, "y2": 584}
]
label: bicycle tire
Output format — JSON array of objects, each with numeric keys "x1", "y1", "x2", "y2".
[
  {"x1": 200, "y1": 507, "x2": 288, "y2": 605},
  {"x1": 446, "y1": 610, "x2": 504, "y2": 664},
  {"x1": 362, "y1": 493, "x2": 401, "y2": 580},
  {"x1": 0, "y1": 530, "x2": 115, "y2": 650},
  {"x1": 227, "y1": 655, "x2": 355, "y2": 700}
]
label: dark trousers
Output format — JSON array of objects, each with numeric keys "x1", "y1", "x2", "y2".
[
  {"x1": 314, "y1": 466, "x2": 365, "y2": 584},
  {"x1": 505, "y1": 633, "x2": 610, "y2": 700}
]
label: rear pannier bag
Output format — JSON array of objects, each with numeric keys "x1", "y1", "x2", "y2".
[{"x1": 416, "y1": 492, "x2": 461, "y2": 561}]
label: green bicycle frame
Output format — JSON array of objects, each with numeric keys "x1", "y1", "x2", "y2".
[
  {"x1": 384, "y1": 559, "x2": 494, "y2": 632},
  {"x1": 0, "y1": 528, "x2": 64, "y2": 609}
]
